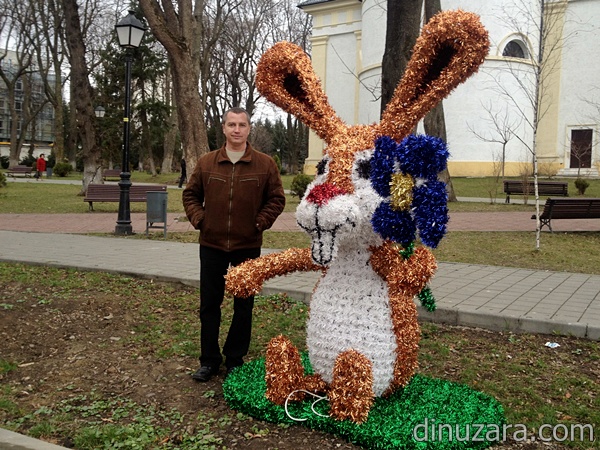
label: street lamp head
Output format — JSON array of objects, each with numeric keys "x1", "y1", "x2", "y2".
[
  {"x1": 115, "y1": 11, "x2": 146, "y2": 48},
  {"x1": 94, "y1": 105, "x2": 106, "y2": 118}
]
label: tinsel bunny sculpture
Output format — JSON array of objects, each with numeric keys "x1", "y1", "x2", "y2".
[{"x1": 225, "y1": 10, "x2": 489, "y2": 423}]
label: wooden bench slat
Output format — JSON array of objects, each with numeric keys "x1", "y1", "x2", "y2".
[{"x1": 84, "y1": 184, "x2": 167, "y2": 211}]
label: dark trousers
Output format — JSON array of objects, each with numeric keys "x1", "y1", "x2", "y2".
[{"x1": 199, "y1": 245, "x2": 260, "y2": 369}]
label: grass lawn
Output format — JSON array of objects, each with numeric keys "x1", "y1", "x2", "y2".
[{"x1": 0, "y1": 263, "x2": 598, "y2": 449}]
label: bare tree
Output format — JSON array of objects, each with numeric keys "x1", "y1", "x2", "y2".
[
  {"x1": 138, "y1": 0, "x2": 221, "y2": 171},
  {"x1": 485, "y1": 0, "x2": 580, "y2": 248},
  {"x1": 0, "y1": 0, "x2": 37, "y2": 167},
  {"x1": 61, "y1": 0, "x2": 102, "y2": 191},
  {"x1": 160, "y1": 67, "x2": 178, "y2": 175},
  {"x1": 468, "y1": 102, "x2": 521, "y2": 183},
  {"x1": 31, "y1": 0, "x2": 68, "y2": 162}
]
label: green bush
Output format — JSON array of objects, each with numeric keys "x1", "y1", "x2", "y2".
[
  {"x1": 575, "y1": 177, "x2": 590, "y2": 195},
  {"x1": 0, "y1": 155, "x2": 8, "y2": 169},
  {"x1": 47, "y1": 153, "x2": 56, "y2": 168},
  {"x1": 290, "y1": 173, "x2": 313, "y2": 198},
  {"x1": 19, "y1": 154, "x2": 36, "y2": 167},
  {"x1": 53, "y1": 162, "x2": 73, "y2": 177},
  {"x1": 0, "y1": 171, "x2": 6, "y2": 188},
  {"x1": 273, "y1": 154, "x2": 282, "y2": 174}
]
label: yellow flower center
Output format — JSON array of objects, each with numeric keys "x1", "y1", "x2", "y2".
[{"x1": 390, "y1": 173, "x2": 414, "y2": 211}]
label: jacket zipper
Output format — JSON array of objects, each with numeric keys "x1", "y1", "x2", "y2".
[{"x1": 227, "y1": 163, "x2": 235, "y2": 251}]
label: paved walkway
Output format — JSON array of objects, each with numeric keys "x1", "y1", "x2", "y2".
[
  {"x1": 1, "y1": 181, "x2": 600, "y2": 449},
  {"x1": 1, "y1": 224, "x2": 599, "y2": 341}
]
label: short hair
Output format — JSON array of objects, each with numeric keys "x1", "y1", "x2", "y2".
[
  {"x1": 222, "y1": 107, "x2": 251, "y2": 125},
  {"x1": 40, "y1": 153, "x2": 45, "y2": 157}
]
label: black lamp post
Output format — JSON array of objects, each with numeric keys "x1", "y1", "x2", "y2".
[
  {"x1": 95, "y1": 106, "x2": 106, "y2": 178},
  {"x1": 114, "y1": 11, "x2": 145, "y2": 235}
]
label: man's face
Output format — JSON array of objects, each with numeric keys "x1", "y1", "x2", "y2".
[{"x1": 222, "y1": 112, "x2": 250, "y2": 148}]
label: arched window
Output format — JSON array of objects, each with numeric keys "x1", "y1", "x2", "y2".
[{"x1": 502, "y1": 40, "x2": 528, "y2": 59}]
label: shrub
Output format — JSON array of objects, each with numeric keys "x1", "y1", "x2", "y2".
[
  {"x1": 290, "y1": 173, "x2": 313, "y2": 198},
  {"x1": 53, "y1": 162, "x2": 73, "y2": 177},
  {"x1": 0, "y1": 171, "x2": 6, "y2": 188},
  {"x1": 0, "y1": 155, "x2": 9, "y2": 169},
  {"x1": 47, "y1": 153, "x2": 56, "y2": 169},
  {"x1": 273, "y1": 154, "x2": 282, "y2": 174},
  {"x1": 575, "y1": 177, "x2": 590, "y2": 195},
  {"x1": 19, "y1": 154, "x2": 36, "y2": 167}
]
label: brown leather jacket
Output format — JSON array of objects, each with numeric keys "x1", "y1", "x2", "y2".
[{"x1": 182, "y1": 144, "x2": 285, "y2": 251}]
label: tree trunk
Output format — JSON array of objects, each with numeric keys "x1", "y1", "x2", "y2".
[
  {"x1": 139, "y1": 0, "x2": 209, "y2": 173},
  {"x1": 380, "y1": 0, "x2": 423, "y2": 115},
  {"x1": 423, "y1": 0, "x2": 456, "y2": 201},
  {"x1": 161, "y1": 70, "x2": 177, "y2": 174},
  {"x1": 381, "y1": 0, "x2": 457, "y2": 202},
  {"x1": 61, "y1": 0, "x2": 102, "y2": 192},
  {"x1": 53, "y1": 77, "x2": 66, "y2": 162}
]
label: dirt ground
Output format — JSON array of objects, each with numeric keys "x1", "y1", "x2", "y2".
[{"x1": 0, "y1": 272, "x2": 594, "y2": 450}]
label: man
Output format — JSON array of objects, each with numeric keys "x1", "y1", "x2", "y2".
[{"x1": 182, "y1": 107, "x2": 285, "y2": 382}]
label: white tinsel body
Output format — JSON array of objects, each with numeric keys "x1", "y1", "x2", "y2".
[{"x1": 306, "y1": 249, "x2": 396, "y2": 396}]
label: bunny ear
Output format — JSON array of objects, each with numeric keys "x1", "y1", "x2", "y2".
[
  {"x1": 379, "y1": 10, "x2": 490, "y2": 140},
  {"x1": 255, "y1": 41, "x2": 347, "y2": 145}
]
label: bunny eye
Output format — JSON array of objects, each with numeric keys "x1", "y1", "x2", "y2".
[
  {"x1": 356, "y1": 159, "x2": 371, "y2": 179},
  {"x1": 316, "y1": 158, "x2": 328, "y2": 176}
]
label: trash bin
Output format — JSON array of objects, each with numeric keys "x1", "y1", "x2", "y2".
[
  {"x1": 46, "y1": 167, "x2": 52, "y2": 178},
  {"x1": 146, "y1": 190, "x2": 168, "y2": 238}
]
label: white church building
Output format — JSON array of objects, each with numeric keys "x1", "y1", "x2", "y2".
[{"x1": 297, "y1": 0, "x2": 600, "y2": 178}]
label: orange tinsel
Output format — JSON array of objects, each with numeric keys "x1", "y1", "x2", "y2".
[
  {"x1": 378, "y1": 9, "x2": 490, "y2": 141},
  {"x1": 328, "y1": 350, "x2": 374, "y2": 424},
  {"x1": 225, "y1": 247, "x2": 323, "y2": 299}
]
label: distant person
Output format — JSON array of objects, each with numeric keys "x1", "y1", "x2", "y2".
[
  {"x1": 178, "y1": 157, "x2": 187, "y2": 188},
  {"x1": 35, "y1": 154, "x2": 46, "y2": 180},
  {"x1": 182, "y1": 107, "x2": 285, "y2": 382}
]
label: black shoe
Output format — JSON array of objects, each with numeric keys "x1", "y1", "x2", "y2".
[{"x1": 191, "y1": 365, "x2": 218, "y2": 382}]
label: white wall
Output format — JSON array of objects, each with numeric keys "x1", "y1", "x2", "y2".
[{"x1": 301, "y1": 0, "x2": 600, "y2": 174}]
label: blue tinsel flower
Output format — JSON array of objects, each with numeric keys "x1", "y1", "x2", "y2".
[
  {"x1": 370, "y1": 134, "x2": 450, "y2": 247},
  {"x1": 371, "y1": 203, "x2": 416, "y2": 246},
  {"x1": 398, "y1": 135, "x2": 449, "y2": 179},
  {"x1": 413, "y1": 180, "x2": 449, "y2": 248},
  {"x1": 370, "y1": 136, "x2": 400, "y2": 197}
]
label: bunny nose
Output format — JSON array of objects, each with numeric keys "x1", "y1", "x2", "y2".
[{"x1": 305, "y1": 183, "x2": 347, "y2": 206}]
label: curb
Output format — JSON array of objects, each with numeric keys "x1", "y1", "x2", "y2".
[{"x1": 0, "y1": 427, "x2": 69, "y2": 450}]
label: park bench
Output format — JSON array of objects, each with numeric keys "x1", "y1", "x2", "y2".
[
  {"x1": 504, "y1": 180, "x2": 568, "y2": 203},
  {"x1": 102, "y1": 169, "x2": 122, "y2": 181},
  {"x1": 532, "y1": 197, "x2": 600, "y2": 231},
  {"x1": 84, "y1": 183, "x2": 168, "y2": 211},
  {"x1": 6, "y1": 165, "x2": 33, "y2": 177}
]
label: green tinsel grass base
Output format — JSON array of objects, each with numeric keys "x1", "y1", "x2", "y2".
[{"x1": 223, "y1": 354, "x2": 505, "y2": 449}]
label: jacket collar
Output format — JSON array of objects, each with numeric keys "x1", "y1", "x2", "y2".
[{"x1": 217, "y1": 143, "x2": 253, "y2": 163}]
